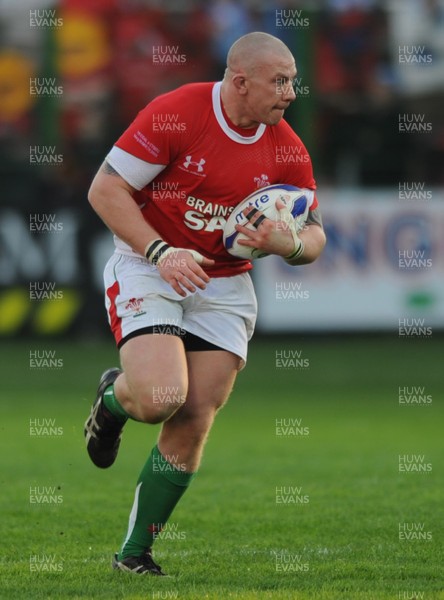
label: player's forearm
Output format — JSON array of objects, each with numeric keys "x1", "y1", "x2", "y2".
[
  {"x1": 291, "y1": 224, "x2": 326, "y2": 265},
  {"x1": 88, "y1": 175, "x2": 159, "y2": 257}
]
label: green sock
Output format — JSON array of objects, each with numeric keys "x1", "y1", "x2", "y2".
[
  {"x1": 103, "y1": 385, "x2": 130, "y2": 424},
  {"x1": 118, "y1": 445, "x2": 195, "y2": 559}
]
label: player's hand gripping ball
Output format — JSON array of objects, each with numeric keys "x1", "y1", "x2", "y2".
[{"x1": 223, "y1": 184, "x2": 312, "y2": 259}]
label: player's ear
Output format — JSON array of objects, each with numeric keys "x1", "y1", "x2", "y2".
[{"x1": 232, "y1": 73, "x2": 248, "y2": 95}]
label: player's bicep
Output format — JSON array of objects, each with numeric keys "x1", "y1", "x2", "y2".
[
  {"x1": 100, "y1": 161, "x2": 135, "y2": 191},
  {"x1": 89, "y1": 160, "x2": 137, "y2": 199},
  {"x1": 88, "y1": 161, "x2": 141, "y2": 219}
]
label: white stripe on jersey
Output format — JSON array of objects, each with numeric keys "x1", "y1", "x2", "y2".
[{"x1": 106, "y1": 146, "x2": 166, "y2": 190}]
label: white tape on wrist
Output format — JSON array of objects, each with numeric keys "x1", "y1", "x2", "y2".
[
  {"x1": 284, "y1": 239, "x2": 305, "y2": 264},
  {"x1": 279, "y1": 205, "x2": 305, "y2": 264}
]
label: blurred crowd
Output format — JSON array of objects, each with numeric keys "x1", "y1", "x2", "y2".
[{"x1": 1, "y1": 0, "x2": 444, "y2": 207}]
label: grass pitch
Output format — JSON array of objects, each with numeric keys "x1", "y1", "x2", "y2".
[{"x1": 0, "y1": 336, "x2": 443, "y2": 599}]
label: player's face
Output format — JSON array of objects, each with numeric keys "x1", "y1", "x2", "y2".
[{"x1": 245, "y1": 57, "x2": 297, "y2": 126}]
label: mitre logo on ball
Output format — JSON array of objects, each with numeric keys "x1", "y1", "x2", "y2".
[{"x1": 223, "y1": 184, "x2": 312, "y2": 259}]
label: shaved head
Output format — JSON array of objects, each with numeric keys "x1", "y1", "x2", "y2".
[
  {"x1": 221, "y1": 32, "x2": 297, "y2": 128},
  {"x1": 226, "y1": 32, "x2": 293, "y2": 76}
]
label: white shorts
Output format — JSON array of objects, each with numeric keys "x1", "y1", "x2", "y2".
[{"x1": 104, "y1": 252, "x2": 257, "y2": 367}]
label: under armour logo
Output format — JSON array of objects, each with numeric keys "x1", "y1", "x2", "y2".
[{"x1": 183, "y1": 155, "x2": 205, "y2": 172}]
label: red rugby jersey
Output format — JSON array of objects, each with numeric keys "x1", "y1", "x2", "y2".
[{"x1": 113, "y1": 81, "x2": 318, "y2": 277}]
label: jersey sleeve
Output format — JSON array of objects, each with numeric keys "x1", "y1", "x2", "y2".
[
  {"x1": 106, "y1": 147, "x2": 166, "y2": 190},
  {"x1": 113, "y1": 88, "x2": 189, "y2": 166}
]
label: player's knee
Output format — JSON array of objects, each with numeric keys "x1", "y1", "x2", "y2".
[
  {"x1": 172, "y1": 405, "x2": 216, "y2": 435},
  {"x1": 135, "y1": 381, "x2": 187, "y2": 424}
]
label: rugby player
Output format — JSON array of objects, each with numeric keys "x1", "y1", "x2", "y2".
[{"x1": 84, "y1": 31, "x2": 326, "y2": 575}]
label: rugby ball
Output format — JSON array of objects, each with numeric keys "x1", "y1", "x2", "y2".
[{"x1": 223, "y1": 184, "x2": 312, "y2": 259}]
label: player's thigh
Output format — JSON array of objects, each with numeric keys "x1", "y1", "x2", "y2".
[
  {"x1": 119, "y1": 333, "x2": 188, "y2": 412},
  {"x1": 174, "y1": 349, "x2": 240, "y2": 424}
]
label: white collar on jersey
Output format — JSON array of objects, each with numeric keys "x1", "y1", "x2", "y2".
[{"x1": 212, "y1": 81, "x2": 267, "y2": 144}]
